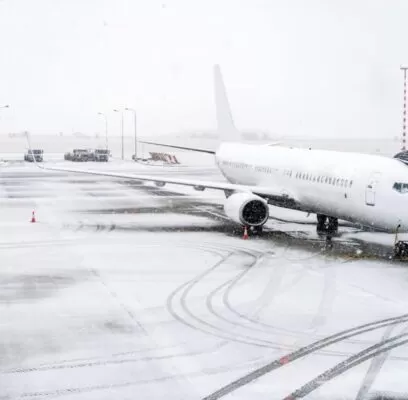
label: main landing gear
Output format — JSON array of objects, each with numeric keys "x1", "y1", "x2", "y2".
[
  {"x1": 317, "y1": 214, "x2": 338, "y2": 236},
  {"x1": 317, "y1": 214, "x2": 338, "y2": 250}
]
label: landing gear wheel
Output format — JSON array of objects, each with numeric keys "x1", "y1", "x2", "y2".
[
  {"x1": 327, "y1": 217, "x2": 338, "y2": 235},
  {"x1": 325, "y1": 235, "x2": 333, "y2": 250},
  {"x1": 317, "y1": 214, "x2": 327, "y2": 235}
]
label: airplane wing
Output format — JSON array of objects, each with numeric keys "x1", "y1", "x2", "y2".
[
  {"x1": 25, "y1": 133, "x2": 299, "y2": 210},
  {"x1": 34, "y1": 162, "x2": 299, "y2": 209}
]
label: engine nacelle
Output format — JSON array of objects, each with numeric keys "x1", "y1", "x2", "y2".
[{"x1": 224, "y1": 192, "x2": 269, "y2": 226}]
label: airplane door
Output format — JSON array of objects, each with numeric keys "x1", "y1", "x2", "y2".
[{"x1": 365, "y1": 172, "x2": 381, "y2": 207}]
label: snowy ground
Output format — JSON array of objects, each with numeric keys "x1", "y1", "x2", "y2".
[{"x1": 1, "y1": 161, "x2": 408, "y2": 400}]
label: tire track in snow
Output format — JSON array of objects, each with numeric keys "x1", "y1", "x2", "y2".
[
  {"x1": 201, "y1": 313, "x2": 408, "y2": 399},
  {"x1": 282, "y1": 333, "x2": 408, "y2": 400},
  {"x1": 166, "y1": 250, "x2": 279, "y2": 349},
  {"x1": 221, "y1": 250, "x2": 338, "y2": 337},
  {"x1": 13, "y1": 356, "x2": 268, "y2": 399},
  {"x1": 165, "y1": 239, "x2": 311, "y2": 350}
]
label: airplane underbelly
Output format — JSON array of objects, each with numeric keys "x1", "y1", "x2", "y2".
[
  {"x1": 298, "y1": 184, "x2": 352, "y2": 218},
  {"x1": 301, "y1": 185, "x2": 397, "y2": 232}
]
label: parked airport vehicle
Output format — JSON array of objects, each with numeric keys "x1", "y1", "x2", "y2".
[
  {"x1": 64, "y1": 149, "x2": 93, "y2": 162},
  {"x1": 24, "y1": 149, "x2": 43, "y2": 162},
  {"x1": 65, "y1": 149, "x2": 110, "y2": 162},
  {"x1": 92, "y1": 149, "x2": 110, "y2": 162}
]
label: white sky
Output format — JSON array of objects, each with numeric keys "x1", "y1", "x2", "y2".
[{"x1": 0, "y1": 0, "x2": 408, "y2": 138}]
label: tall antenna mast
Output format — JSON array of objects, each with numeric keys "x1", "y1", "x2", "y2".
[{"x1": 400, "y1": 66, "x2": 408, "y2": 151}]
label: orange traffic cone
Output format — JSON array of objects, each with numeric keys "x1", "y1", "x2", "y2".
[
  {"x1": 31, "y1": 211, "x2": 36, "y2": 223},
  {"x1": 243, "y1": 226, "x2": 249, "y2": 240}
]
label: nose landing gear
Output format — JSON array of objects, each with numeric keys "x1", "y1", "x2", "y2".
[
  {"x1": 393, "y1": 241, "x2": 408, "y2": 259},
  {"x1": 393, "y1": 224, "x2": 408, "y2": 260}
]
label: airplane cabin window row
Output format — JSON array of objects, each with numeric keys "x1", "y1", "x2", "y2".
[
  {"x1": 221, "y1": 160, "x2": 353, "y2": 189},
  {"x1": 222, "y1": 161, "x2": 250, "y2": 169},
  {"x1": 295, "y1": 172, "x2": 353, "y2": 188}
]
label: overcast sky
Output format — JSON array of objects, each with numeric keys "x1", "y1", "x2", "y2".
[{"x1": 0, "y1": 0, "x2": 408, "y2": 138}]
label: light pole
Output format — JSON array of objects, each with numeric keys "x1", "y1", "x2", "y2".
[
  {"x1": 97, "y1": 112, "x2": 108, "y2": 150},
  {"x1": 401, "y1": 66, "x2": 408, "y2": 151},
  {"x1": 125, "y1": 107, "x2": 137, "y2": 159},
  {"x1": 0, "y1": 105, "x2": 10, "y2": 136},
  {"x1": 113, "y1": 109, "x2": 124, "y2": 160}
]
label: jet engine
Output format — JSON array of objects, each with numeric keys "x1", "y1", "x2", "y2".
[{"x1": 224, "y1": 192, "x2": 269, "y2": 226}]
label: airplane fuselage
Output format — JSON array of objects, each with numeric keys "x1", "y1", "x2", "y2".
[{"x1": 216, "y1": 142, "x2": 408, "y2": 232}]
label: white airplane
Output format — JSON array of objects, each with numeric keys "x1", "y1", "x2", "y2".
[{"x1": 28, "y1": 65, "x2": 408, "y2": 251}]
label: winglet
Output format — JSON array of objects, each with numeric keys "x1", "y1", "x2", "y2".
[{"x1": 214, "y1": 64, "x2": 239, "y2": 142}]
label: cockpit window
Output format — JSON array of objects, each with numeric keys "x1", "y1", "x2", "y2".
[{"x1": 393, "y1": 182, "x2": 408, "y2": 193}]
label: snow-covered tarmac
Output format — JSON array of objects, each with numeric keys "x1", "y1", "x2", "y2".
[{"x1": 1, "y1": 161, "x2": 408, "y2": 400}]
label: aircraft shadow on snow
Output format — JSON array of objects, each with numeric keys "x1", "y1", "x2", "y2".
[{"x1": 76, "y1": 184, "x2": 396, "y2": 262}]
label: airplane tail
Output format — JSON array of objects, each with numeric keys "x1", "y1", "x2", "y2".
[
  {"x1": 136, "y1": 65, "x2": 240, "y2": 155},
  {"x1": 214, "y1": 64, "x2": 240, "y2": 143}
]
